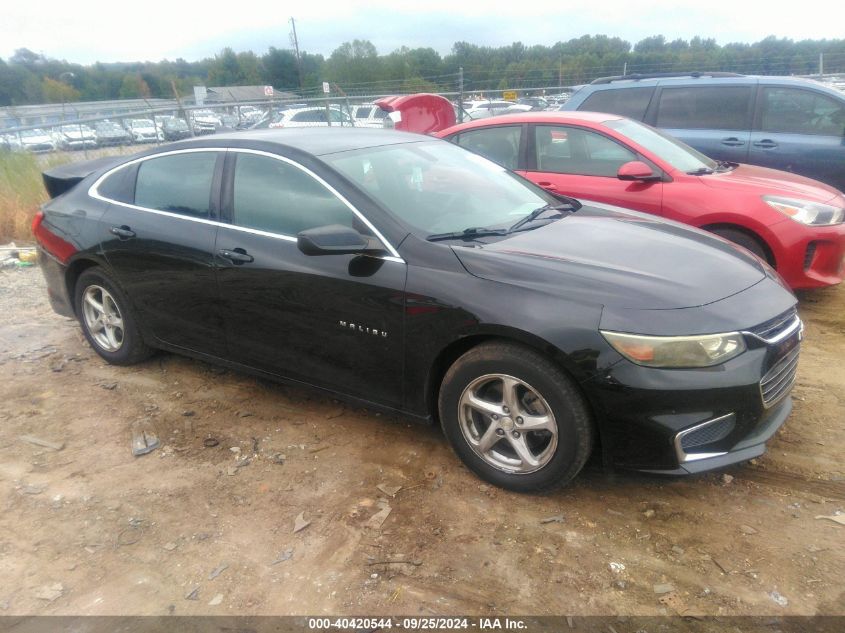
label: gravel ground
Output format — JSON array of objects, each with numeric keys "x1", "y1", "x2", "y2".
[{"x1": 0, "y1": 266, "x2": 843, "y2": 618}]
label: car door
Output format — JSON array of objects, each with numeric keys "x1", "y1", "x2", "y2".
[
  {"x1": 517, "y1": 124, "x2": 663, "y2": 214},
  {"x1": 98, "y1": 150, "x2": 226, "y2": 356},
  {"x1": 750, "y1": 86, "x2": 845, "y2": 191},
  {"x1": 652, "y1": 85, "x2": 753, "y2": 163},
  {"x1": 214, "y1": 150, "x2": 407, "y2": 406}
]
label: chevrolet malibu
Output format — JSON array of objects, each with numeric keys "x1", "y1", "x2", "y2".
[
  {"x1": 436, "y1": 112, "x2": 845, "y2": 290},
  {"x1": 34, "y1": 129, "x2": 802, "y2": 491}
]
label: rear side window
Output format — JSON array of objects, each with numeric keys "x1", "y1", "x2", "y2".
[
  {"x1": 579, "y1": 87, "x2": 654, "y2": 120},
  {"x1": 533, "y1": 125, "x2": 636, "y2": 177},
  {"x1": 291, "y1": 110, "x2": 324, "y2": 123},
  {"x1": 134, "y1": 152, "x2": 217, "y2": 217},
  {"x1": 656, "y1": 86, "x2": 751, "y2": 130},
  {"x1": 454, "y1": 126, "x2": 522, "y2": 170},
  {"x1": 98, "y1": 165, "x2": 135, "y2": 204},
  {"x1": 759, "y1": 87, "x2": 845, "y2": 136},
  {"x1": 232, "y1": 153, "x2": 356, "y2": 236}
]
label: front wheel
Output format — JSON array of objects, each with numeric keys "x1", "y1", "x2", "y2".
[
  {"x1": 438, "y1": 341, "x2": 593, "y2": 492},
  {"x1": 74, "y1": 267, "x2": 153, "y2": 365}
]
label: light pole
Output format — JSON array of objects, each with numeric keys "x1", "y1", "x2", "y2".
[{"x1": 59, "y1": 72, "x2": 75, "y2": 123}]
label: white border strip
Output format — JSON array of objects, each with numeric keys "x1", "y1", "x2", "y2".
[{"x1": 88, "y1": 146, "x2": 405, "y2": 263}]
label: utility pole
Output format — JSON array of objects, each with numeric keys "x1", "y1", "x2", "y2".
[
  {"x1": 290, "y1": 17, "x2": 304, "y2": 92},
  {"x1": 623, "y1": 62, "x2": 627, "y2": 76},
  {"x1": 819, "y1": 52, "x2": 824, "y2": 77},
  {"x1": 458, "y1": 66, "x2": 464, "y2": 123}
]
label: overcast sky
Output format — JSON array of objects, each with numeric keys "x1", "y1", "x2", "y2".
[{"x1": 4, "y1": 0, "x2": 845, "y2": 64}]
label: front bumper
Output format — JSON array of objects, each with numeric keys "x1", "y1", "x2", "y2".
[
  {"x1": 585, "y1": 310, "x2": 802, "y2": 474},
  {"x1": 771, "y1": 220, "x2": 845, "y2": 289}
]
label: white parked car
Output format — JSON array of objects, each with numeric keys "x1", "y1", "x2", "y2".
[
  {"x1": 56, "y1": 124, "x2": 98, "y2": 150},
  {"x1": 256, "y1": 107, "x2": 355, "y2": 129},
  {"x1": 351, "y1": 103, "x2": 389, "y2": 128},
  {"x1": 190, "y1": 110, "x2": 222, "y2": 135},
  {"x1": 19, "y1": 128, "x2": 56, "y2": 153},
  {"x1": 461, "y1": 100, "x2": 516, "y2": 119},
  {"x1": 126, "y1": 119, "x2": 162, "y2": 143}
]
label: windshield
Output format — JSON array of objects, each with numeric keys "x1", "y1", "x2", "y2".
[
  {"x1": 604, "y1": 118, "x2": 717, "y2": 173},
  {"x1": 324, "y1": 140, "x2": 558, "y2": 235}
]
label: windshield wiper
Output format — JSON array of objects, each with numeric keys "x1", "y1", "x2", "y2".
[
  {"x1": 686, "y1": 167, "x2": 715, "y2": 176},
  {"x1": 508, "y1": 198, "x2": 581, "y2": 233},
  {"x1": 426, "y1": 227, "x2": 510, "y2": 242}
]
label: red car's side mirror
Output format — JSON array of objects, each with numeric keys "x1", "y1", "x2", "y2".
[{"x1": 617, "y1": 161, "x2": 660, "y2": 182}]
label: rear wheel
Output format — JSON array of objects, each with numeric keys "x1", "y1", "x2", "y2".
[
  {"x1": 74, "y1": 267, "x2": 152, "y2": 365},
  {"x1": 438, "y1": 341, "x2": 593, "y2": 492}
]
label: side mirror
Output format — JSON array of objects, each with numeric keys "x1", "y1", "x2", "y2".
[
  {"x1": 297, "y1": 224, "x2": 385, "y2": 256},
  {"x1": 617, "y1": 160, "x2": 660, "y2": 182}
]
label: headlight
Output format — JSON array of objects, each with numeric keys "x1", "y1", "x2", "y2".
[
  {"x1": 601, "y1": 330, "x2": 746, "y2": 368},
  {"x1": 763, "y1": 195, "x2": 844, "y2": 226}
]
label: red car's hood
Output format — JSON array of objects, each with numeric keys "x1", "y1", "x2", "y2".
[{"x1": 700, "y1": 164, "x2": 845, "y2": 205}]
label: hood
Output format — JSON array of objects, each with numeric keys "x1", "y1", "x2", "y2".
[
  {"x1": 452, "y1": 204, "x2": 767, "y2": 310},
  {"x1": 701, "y1": 164, "x2": 844, "y2": 205}
]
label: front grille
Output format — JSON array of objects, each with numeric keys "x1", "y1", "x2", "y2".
[
  {"x1": 680, "y1": 415, "x2": 736, "y2": 450},
  {"x1": 804, "y1": 242, "x2": 818, "y2": 270},
  {"x1": 748, "y1": 308, "x2": 798, "y2": 341},
  {"x1": 760, "y1": 346, "x2": 800, "y2": 408}
]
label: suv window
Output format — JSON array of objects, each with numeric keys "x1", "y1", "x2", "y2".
[
  {"x1": 534, "y1": 125, "x2": 636, "y2": 177},
  {"x1": 656, "y1": 86, "x2": 751, "y2": 130},
  {"x1": 135, "y1": 152, "x2": 217, "y2": 217},
  {"x1": 291, "y1": 110, "x2": 324, "y2": 123},
  {"x1": 232, "y1": 153, "x2": 356, "y2": 236},
  {"x1": 355, "y1": 106, "x2": 373, "y2": 118},
  {"x1": 759, "y1": 87, "x2": 845, "y2": 136},
  {"x1": 454, "y1": 126, "x2": 521, "y2": 170},
  {"x1": 579, "y1": 87, "x2": 654, "y2": 120}
]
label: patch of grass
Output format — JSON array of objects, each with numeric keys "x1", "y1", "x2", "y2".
[{"x1": 0, "y1": 151, "x2": 70, "y2": 243}]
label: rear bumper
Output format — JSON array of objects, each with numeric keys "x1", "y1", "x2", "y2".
[{"x1": 37, "y1": 247, "x2": 74, "y2": 318}]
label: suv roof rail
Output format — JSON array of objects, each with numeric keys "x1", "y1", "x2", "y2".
[{"x1": 590, "y1": 71, "x2": 744, "y2": 85}]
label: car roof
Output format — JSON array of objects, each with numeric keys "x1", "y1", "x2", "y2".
[
  {"x1": 173, "y1": 127, "x2": 431, "y2": 156},
  {"x1": 446, "y1": 110, "x2": 624, "y2": 132}
]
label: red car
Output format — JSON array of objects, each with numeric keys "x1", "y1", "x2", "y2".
[{"x1": 435, "y1": 112, "x2": 845, "y2": 289}]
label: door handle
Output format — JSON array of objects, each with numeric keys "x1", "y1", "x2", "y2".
[
  {"x1": 753, "y1": 139, "x2": 778, "y2": 149},
  {"x1": 721, "y1": 137, "x2": 745, "y2": 147},
  {"x1": 109, "y1": 225, "x2": 135, "y2": 240},
  {"x1": 218, "y1": 248, "x2": 254, "y2": 264}
]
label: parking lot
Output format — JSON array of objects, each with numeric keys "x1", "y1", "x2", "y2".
[{"x1": 0, "y1": 265, "x2": 842, "y2": 617}]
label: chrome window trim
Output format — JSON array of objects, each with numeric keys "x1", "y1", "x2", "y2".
[
  {"x1": 672, "y1": 413, "x2": 733, "y2": 464},
  {"x1": 88, "y1": 146, "x2": 405, "y2": 263}
]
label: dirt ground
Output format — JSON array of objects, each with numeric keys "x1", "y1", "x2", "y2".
[{"x1": 0, "y1": 265, "x2": 842, "y2": 618}]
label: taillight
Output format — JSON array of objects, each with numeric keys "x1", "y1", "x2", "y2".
[{"x1": 32, "y1": 210, "x2": 44, "y2": 236}]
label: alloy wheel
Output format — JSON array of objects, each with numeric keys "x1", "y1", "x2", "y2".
[{"x1": 81, "y1": 285, "x2": 125, "y2": 352}]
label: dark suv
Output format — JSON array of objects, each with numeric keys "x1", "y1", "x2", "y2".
[{"x1": 563, "y1": 72, "x2": 845, "y2": 192}]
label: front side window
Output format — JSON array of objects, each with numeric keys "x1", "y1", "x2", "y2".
[
  {"x1": 533, "y1": 125, "x2": 636, "y2": 177},
  {"x1": 355, "y1": 106, "x2": 373, "y2": 118},
  {"x1": 454, "y1": 126, "x2": 521, "y2": 170},
  {"x1": 134, "y1": 152, "x2": 217, "y2": 217},
  {"x1": 656, "y1": 86, "x2": 751, "y2": 130},
  {"x1": 579, "y1": 87, "x2": 655, "y2": 120},
  {"x1": 759, "y1": 87, "x2": 845, "y2": 136},
  {"x1": 232, "y1": 153, "x2": 356, "y2": 236}
]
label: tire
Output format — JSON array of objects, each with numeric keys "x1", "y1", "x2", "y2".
[
  {"x1": 438, "y1": 341, "x2": 593, "y2": 492},
  {"x1": 74, "y1": 267, "x2": 153, "y2": 365},
  {"x1": 710, "y1": 227, "x2": 770, "y2": 264}
]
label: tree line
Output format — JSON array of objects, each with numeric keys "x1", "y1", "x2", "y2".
[{"x1": 2, "y1": 35, "x2": 845, "y2": 106}]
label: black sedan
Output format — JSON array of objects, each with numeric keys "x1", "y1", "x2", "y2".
[{"x1": 33, "y1": 129, "x2": 801, "y2": 491}]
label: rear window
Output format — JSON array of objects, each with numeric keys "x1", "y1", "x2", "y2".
[
  {"x1": 656, "y1": 86, "x2": 752, "y2": 130},
  {"x1": 579, "y1": 87, "x2": 655, "y2": 120}
]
